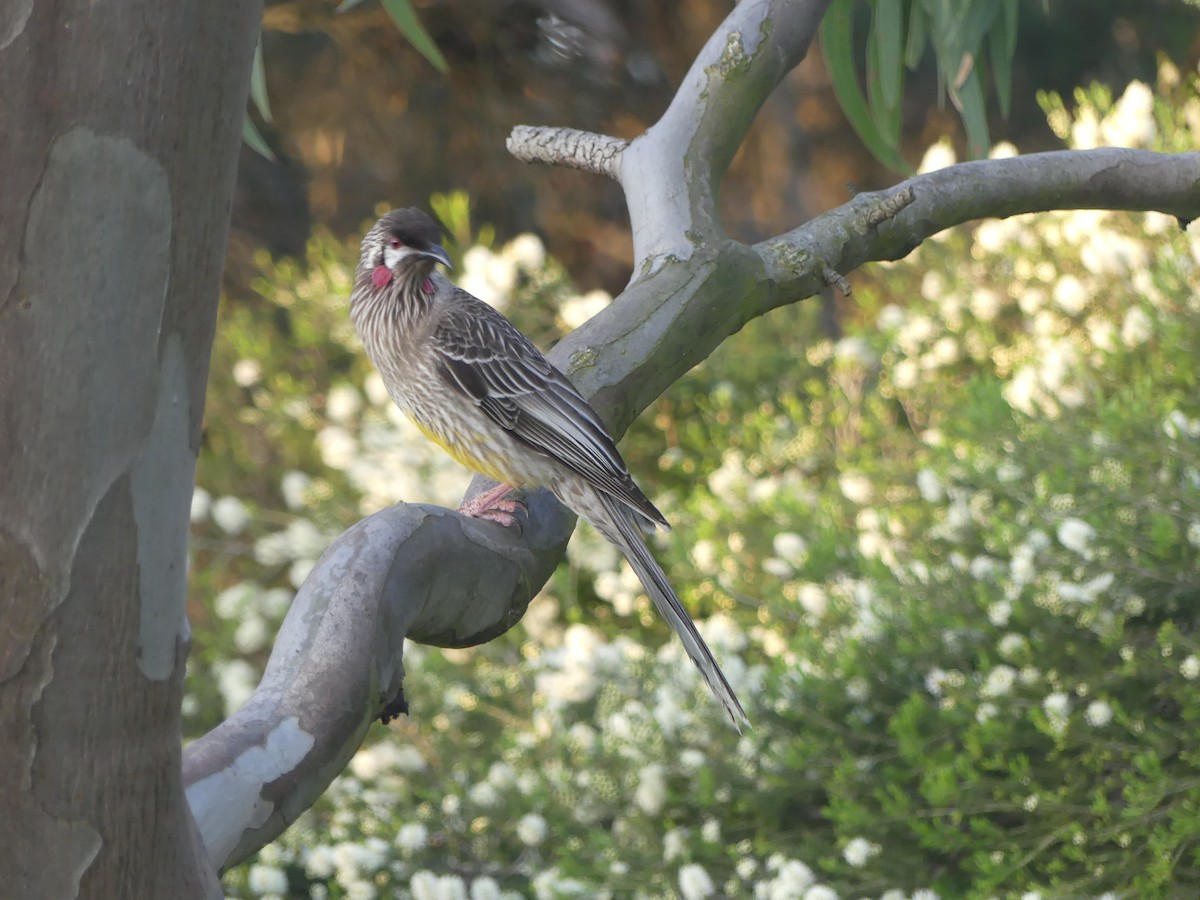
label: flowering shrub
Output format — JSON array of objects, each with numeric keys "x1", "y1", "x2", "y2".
[{"x1": 202, "y1": 71, "x2": 1200, "y2": 898}]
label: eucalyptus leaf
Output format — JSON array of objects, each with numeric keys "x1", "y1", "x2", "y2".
[
  {"x1": 382, "y1": 0, "x2": 449, "y2": 73},
  {"x1": 866, "y1": 13, "x2": 903, "y2": 153},
  {"x1": 820, "y1": 0, "x2": 909, "y2": 172},
  {"x1": 250, "y1": 37, "x2": 271, "y2": 123},
  {"x1": 989, "y1": 0, "x2": 1019, "y2": 117},
  {"x1": 904, "y1": 1, "x2": 929, "y2": 70},
  {"x1": 874, "y1": 0, "x2": 904, "y2": 111},
  {"x1": 954, "y1": 67, "x2": 991, "y2": 158},
  {"x1": 242, "y1": 115, "x2": 275, "y2": 161}
]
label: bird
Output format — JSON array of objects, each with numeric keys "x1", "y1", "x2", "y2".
[{"x1": 349, "y1": 207, "x2": 748, "y2": 730}]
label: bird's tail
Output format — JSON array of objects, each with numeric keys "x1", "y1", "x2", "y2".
[{"x1": 590, "y1": 490, "x2": 750, "y2": 731}]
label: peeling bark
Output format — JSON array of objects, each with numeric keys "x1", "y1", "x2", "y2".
[{"x1": 0, "y1": 1, "x2": 262, "y2": 896}]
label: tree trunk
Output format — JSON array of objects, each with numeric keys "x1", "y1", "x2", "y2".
[{"x1": 0, "y1": 2, "x2": 262, "y2": 896}]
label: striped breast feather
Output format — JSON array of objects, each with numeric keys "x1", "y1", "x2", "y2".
[{"x1": 432, "y1": 292, "x2": 668, "y2": 530}]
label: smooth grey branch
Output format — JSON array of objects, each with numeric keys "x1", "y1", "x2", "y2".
[
  {"x1": 185, "y1": 497, "x2": 572, "y2": 870},
  {"x1": 757, "y1": 149, "x2": 1200, "y2": 311}
]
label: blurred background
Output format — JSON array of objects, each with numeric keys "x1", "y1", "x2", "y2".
[
  {"x1": 229, "y1": 0, "x2": 1200, "y2": 296},
  {"x1": 198, "y1": 2, "x2": 1200, "y2": 898}
]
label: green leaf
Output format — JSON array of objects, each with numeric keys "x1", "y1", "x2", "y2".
[
  {"x1": 820, "y1": 0, "x2": 909, "y2": 172},
  {"x1": 904, "y1": 1, "x2": 929, "y2": 69},
  {"x1": 988, "y1": 0, "x2": 1018, "y2": 118},
  {"x1": 919, "y1": 0, "x2": 1001, "y2": 151},
  {"x1": 249, "y1": 36, "x2": 271, "y2": 123},
  {"x1": 242, "y1": 114, "x2": 275, "y2": 161},
  {"x1": 866, "y1": 12, "x2": 903, "y2": 153},
  {"x1": 953, "y1": 67, "x2": 990, "y2": 158},
  {"x1": 381, "y1": 0, "x2": 449, "y2": 73},
  {"x1": 873, "y1": 0, "x2": 904, "y2": 112}
]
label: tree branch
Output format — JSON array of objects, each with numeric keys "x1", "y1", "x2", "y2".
[
  {"x1": 755, "y1": 148, "x2": 1200, "y2": 315},
  {"x1": 185, "y1": 498, "x2": 572, "y2": 868},
  {"x1": 506, "y1": 126, "x2": 626, "y2": 179}
]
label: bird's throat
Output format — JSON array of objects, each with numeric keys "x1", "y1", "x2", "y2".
[{"x1": 372, "y1": 265, "x2": 393, "y2": 288}]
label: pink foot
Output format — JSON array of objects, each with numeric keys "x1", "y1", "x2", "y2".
[{"x1": 458, "y1": 483, "x2": 527, "y2": 529}]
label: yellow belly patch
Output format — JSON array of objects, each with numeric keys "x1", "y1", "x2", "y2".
[{"x1": 410, "y1": 415, "x2": 517, "y2": 485}]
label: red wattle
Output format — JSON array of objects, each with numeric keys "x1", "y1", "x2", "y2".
[
  {"x1": 422, "y1": 276, "x2": 433, "y2": 294},
  {"x1": 372, "y1": 266, "x2": 393, "y2": 288}
]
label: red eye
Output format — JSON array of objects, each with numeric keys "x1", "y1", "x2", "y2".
[{"x1": 388, "y1": 237, "x2": 405, "y2": 250}]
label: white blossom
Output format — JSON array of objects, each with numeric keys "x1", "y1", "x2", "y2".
[
  {"x1": 211, "y1": 496, "x2": 251, "y2": 535},
  {"x1": 1043, "y1": 691, "x2": 1071, "y2": 732},
  {"x1": 1101, "y1": 80, "x2": 1156, "y2": 147},
  {"x1": 838, "y1": 472, "x2": 873, "y2": 505},
  {"x1": 1057, "y1": 518, "x2": 1097, "y2": 558},
  {"x1": 773, "y1": 532, "x2": 808, "y2": 566},
  {"x1": 1120, "y1": 306, "x2": 1152, "y2": 347},
  {"x1": 504, "y1": 233, "x2": 546, "y2": 271},
  {"x1": 326, "y1": 383, "x2": 363, "y2": 423},
  {"x1": 470, "y1": 877, "x2": 503, "y2": 900},
  {"x1": 841, "y1": 837, "x2": 876, "y2": 867},
  {"x1": 1052, "y1": 274, "x2": 1088, "y2": 316},
  {"x1": 559, "y1": 289, "x2": 612, "y2": 330},
  {"x1": 636, "y1": 766, "x2": 666, "y2": 816},
  {"x1": 678, "y1": 863, "x2": 715, "y2": 900},
  {"x1": 213, "y1": 658, "x2": 258, "y2": 715},
  {"x1": 989, "y1": 600, "x2": 1014, "y2": 627},
  {"x1": 280, "y1": 471, "x2": 312, "y2": 510},
  {"x1": 233, "y1": 358, "x2": 262, "y2": 387},
  {"x1": 396, "y1": 822, "x2": 428, "y2": 853},
  {"x1": 247, "y1": 863, "x2": 288, "y2": 895},
  {"x1": 913, "y1": 468, "x2": 942, "y2": 503},
  {"x1": 980, "y1": 665, "x2": 1016, "y2": 698},
  {"x1": 233, "y1": 615, "x2": 270, "y2": 654},
  {"x1": 877, "y1": 304, "x2": 906, "y2": 330},
  {"x1": 1181, "y1": 655, "x2": 1200, "y2": 680},
  {"x1": 797, "y1": 584, "x2": 827, "y2": 618},
  {"x1": 660, "y1": 828, "x2": 690, "y2": 863},
  {"x1": 363, "y1": 371, "x2": 391, "y2": 406},
  {"x1": 970, "y1": 287, "x2": 1004, "y2": 322},
  {"x1": 516, "y1": 813, "x2": 548, "y2": 846},
  {"x1": 918, "y1": 139, "x2": 956, "y2": 174},
  {"x1": 998, "y1": 633, "x2": 1027, "y2": 658},
  {"x1": 305, "y1": 845, "x2": 336, "y2": 880},
  {"x1": 1085, "y1": 699, "x2": 1114, "y2": 727},
  {"x1": 316, "y1": 426, "x2": 358, "y2": 471},
  {"x1": 190, "y1": 486, "x2": 211, "y2": 522}
]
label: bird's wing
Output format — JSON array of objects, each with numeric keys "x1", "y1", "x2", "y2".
[{"x1": 431, "y1": 290, "x2": 667, "y2": 530}]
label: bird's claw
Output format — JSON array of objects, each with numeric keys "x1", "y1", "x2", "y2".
[
  {"x1": 470, "y1": 499, "x2": 526, "y2": 529},
  {"x1": 458, "y1": 484, "x2": 527, "y2": 530}
]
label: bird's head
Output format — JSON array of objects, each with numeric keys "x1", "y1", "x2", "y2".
[{"x1": 361, "y1": 208, "x2": 451, "y2": 290}]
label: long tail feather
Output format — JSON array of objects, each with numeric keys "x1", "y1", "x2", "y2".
[{"x1": 590, "y1": 491, "x2": 749, "y2": 731}]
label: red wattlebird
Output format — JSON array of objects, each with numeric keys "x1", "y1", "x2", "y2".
[{"x1": 349, "y1": 208, "x2": 748, "y2": 730}]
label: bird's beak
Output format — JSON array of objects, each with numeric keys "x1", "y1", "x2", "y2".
[{"x1": 421, "y1": 244, "x2": 452, "y2": 269}]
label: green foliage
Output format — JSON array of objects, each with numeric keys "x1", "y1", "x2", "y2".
[
  {"x1": 821, "y1": 0, "x2": 1023, "y2": 169},
  {"x1": 206, "y1": 72, "x2": 1200, "y2": 898},
  {"x1": 334, "y1": 0, "x2": 448, "y2": 72}
]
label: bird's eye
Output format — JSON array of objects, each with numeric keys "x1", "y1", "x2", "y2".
[{"x1": 388, "y1": 237, "x2": 405, "y2": 250}]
